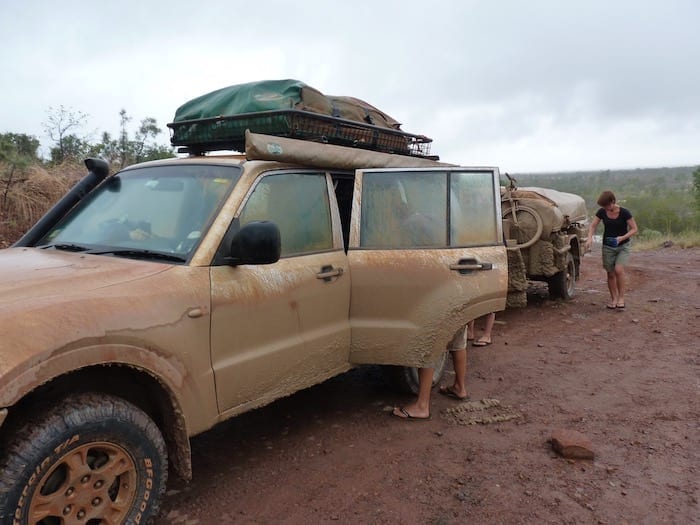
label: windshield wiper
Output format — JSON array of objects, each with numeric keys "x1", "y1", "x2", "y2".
[
  {"x1": 87, "y1": 248, "x2": 187, "y2": 263},
  {"x1": 40, "y1": 243, "x2": 91, "y2": 252}
]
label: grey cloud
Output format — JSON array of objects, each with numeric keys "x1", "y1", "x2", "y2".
[{"x1": 1, "y1": 0, "x2": 698, "y2": 171}]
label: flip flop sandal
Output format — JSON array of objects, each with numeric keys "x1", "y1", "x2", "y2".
[
  {"x1": 392, "y1": 407, "x2": 431, "y2": 421},
  {"x1": 438, "y1": 386, "x2": 468, "y2": 400},
  {"x1": 472, "y1": 340, "x2": 491, "y2": 346}
]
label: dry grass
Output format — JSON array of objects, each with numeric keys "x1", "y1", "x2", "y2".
[
  {"x1": 0, "y1": 161, "x2": 85, "y2": 248},
  {"x1": 633, "y1": 230, "x2": 700, "y2": 250}
]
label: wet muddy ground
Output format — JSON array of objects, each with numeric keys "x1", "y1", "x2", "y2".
[{"x1": 157, "y1": 246, "x2": 699, "y2": 524}]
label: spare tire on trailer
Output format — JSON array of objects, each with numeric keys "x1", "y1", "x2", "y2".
[{"x1": 502, "y1": 204, "x2": 544, "y2": 250}]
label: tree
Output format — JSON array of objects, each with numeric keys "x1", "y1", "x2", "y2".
[
  {"x1": 133, "y1": 117, "x2": 163, "y2": 163},
  {"x1": 43, "y1": 105, "x2": 88, "y2": 164},
  {"x1": 118, "y1": 109, "x2": 132, "y2": 168},
  {"x1": 49, "y1": 134, "x2": 90, "y2": 164},
  {"x1": 0, "y1": 133, "x2": 40, "y2": 161},
  {"x1": 0, "y1": 134, "x2": 36, "y2": 214},
  {"x1": 693, "y1": 166, "x2": 700, "y2": 214},
  {"x1": 40, "y1": 106, "x2": 173, "y2": 168},
  {"x1": 87, "y1": 131, "x2": 120, "y2": 166},
  {"x1": 110, "y1": 109, "x2": 173, "y2": 168},
  {"x1": 77, "y1": 110, "x2": 173, "y2": 168},
  {"x1": 141, "y1": 143, "x2": 174, "y2": 162}
]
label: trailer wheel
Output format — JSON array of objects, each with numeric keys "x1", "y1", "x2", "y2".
[
  {"x1": 0, "y1": 393, "x2": 167, "y2": 525},
  {"x1": 548, "y1": 252, "x2": 576, "y2": 299}
]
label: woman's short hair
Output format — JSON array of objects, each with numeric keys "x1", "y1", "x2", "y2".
[{"x1": 597, "y1": 190, "x2": 616, "y2": 206}]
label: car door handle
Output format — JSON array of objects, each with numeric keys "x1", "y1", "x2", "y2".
[
  {"x1": 316, "y1": 265, "x2": 344, "y2": 281},
  {"x1": 450, "y1": 258, "x2": 493, "y2": 274}
]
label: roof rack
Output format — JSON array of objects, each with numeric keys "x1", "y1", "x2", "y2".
[{"x1": 167, "y1": 110, "x2": 433, "y2": 158}]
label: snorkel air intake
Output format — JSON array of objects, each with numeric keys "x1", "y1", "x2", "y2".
[{"x1": 13, "y1": 158, "x2": 110, "y2": 247}]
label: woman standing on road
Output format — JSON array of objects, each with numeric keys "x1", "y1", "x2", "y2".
[{"x1": 586, "y1": 190, "x2": 638, "y2": 309}]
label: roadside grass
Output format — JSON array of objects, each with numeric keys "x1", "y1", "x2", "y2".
[
  {"x1": 0, "y1": 161, "x2": 84, "y2": 247},
  {"x1": 633, "y1": 229, "x2": 700, "y2": 250}
]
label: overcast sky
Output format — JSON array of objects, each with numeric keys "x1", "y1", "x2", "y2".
[{"x1": 1, "y1": 0, "x2": 698, "y2": 172}]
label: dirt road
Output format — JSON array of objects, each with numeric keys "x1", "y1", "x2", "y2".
[{"x1": 157, "y1": 247, "x2": 699, "y2": 524}]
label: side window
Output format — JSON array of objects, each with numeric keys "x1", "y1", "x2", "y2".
[
  {"x1": 450, "y1": 172, "x2": 499, "y2": 245},
  {"x1": 360, "y1": 171, "x2": 446, "y2": 248},
  {"x1": 359, "y1": 169, "x2": 500, "y2": 249},
  {"x1": 239, "y1": 172, "x2": 332, "y2": 257}
]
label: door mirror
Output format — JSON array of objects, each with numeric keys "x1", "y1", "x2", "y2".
[{"x1": 226, "y1": 221, "x2": 281, "y2": 265}]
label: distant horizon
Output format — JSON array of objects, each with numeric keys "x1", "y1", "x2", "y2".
[{"x1": 512, "y1": 164, "x2": 698, "y2": 176}]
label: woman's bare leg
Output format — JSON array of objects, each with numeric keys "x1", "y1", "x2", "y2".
[
  {"x1": 449, "y1": 349, "x2": 468, "y2": 398},
  {"x1": 615, "y1": 265, "x2": 626, "y2": 305},
  {"x1": 606, "y1": 270, "x2": 618, "y2": 306},
  {"x1": 393, "y1": 367, "x2": 433, "y2": 419}
]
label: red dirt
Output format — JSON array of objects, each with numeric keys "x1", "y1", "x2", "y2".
[{"x1": 157, "y1": 246, "x2": 699, "y2": 524}]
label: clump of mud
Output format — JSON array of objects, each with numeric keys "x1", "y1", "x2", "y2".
[{"x1": 442, "y1": 398, "x2": 521, "y2": 425}]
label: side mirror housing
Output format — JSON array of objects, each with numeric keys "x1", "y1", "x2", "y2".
[{"x1": 225, "y1": 221, "x2": 281, "y2": 265}]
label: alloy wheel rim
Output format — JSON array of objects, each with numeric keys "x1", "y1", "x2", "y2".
[{"x1": 28, "y1": 441, "x2": 137, "y2": 525}]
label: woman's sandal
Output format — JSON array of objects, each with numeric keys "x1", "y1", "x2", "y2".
[{"x1": 391, "y1": 406, "x2": 431, "y2": 421}]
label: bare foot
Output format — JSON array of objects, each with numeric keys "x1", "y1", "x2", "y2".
[
  {"x1": 392, "y1": 404, "x2": 429, "y2": 420},
  {"x1": 438, "y1": 385, "x2": 468, "y2": 400}
]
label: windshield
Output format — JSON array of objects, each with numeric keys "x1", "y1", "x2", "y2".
[{"x1": 38, "y1": 164, "x2": 241, "y2": 261}]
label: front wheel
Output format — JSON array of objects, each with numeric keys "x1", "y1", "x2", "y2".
[
  {"x1": 548, "y1": 251, "x2": 576, "y2": 299},
  {"x1": 382, "y1": 351, "x2": 449, "y2": 395},
  {"x1": 0, "y1": 393, "x2": 168, "y2": 525}
]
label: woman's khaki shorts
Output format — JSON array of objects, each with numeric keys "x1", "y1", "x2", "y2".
[{"x1": 602, "y1": 242, "x2": 631, "y2": 272}]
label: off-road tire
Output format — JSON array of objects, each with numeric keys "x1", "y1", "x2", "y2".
[
  {"x1": 0, "y1": 393, "x2": 167, "y2": 525},
  {"x1": 383, "y1": 351, "x2": 449, "y2": 395},
  {"x1": 548, "y1": 252, "x2": 576, "y2": 299}
]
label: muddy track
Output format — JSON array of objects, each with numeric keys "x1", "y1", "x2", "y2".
[{"x1": 157, "y1": 247, "x2": 699, "y2": 524}]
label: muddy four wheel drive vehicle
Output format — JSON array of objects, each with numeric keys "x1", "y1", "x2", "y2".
[
  {"x1": 0, "y1": 88, "x2": 507, "y2": 523},
  {"x1": 500, "y1": 175, "x2": 589, "y2": 307}
]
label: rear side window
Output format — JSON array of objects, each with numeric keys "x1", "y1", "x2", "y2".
[
  {"x1": 360, "y1": 169, "x2": 499, "y2": 249},
  {"x1": 449, "y1": 171, "x2": 499, "y2": 246},
  {"x1": 239, "y1": 172, "x2": 332, "y2": 257},
  {"x1": 361, "y1": 172, "x2": 446, "y2": 248}
]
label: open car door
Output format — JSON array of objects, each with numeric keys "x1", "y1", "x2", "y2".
[{"x1": 348, "y1": 167, "x2": 507, "y2": 368}]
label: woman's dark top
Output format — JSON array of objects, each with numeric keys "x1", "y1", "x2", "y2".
[{"x1": 596, "y1": 206, "x2": 633, "y2": 246}]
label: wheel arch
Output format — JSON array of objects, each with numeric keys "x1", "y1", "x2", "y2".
[
  {"x1": 422, "y1": 296, "x2": 505, "y2": 366},
  {"x1": 568, "y1": 235, "x2": 582, "y2": 280},
  {"x1": 1, "y1": 364, "x2": 193, "y2": 482}
]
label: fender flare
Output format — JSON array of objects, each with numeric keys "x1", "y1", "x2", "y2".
[{"x1": 0, "y1": 343, "x2": 202, "y2": 480}]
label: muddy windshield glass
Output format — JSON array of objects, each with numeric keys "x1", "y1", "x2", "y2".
[{"x1": 38, "y1": 164, "x2": 241, "y2": 260}]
